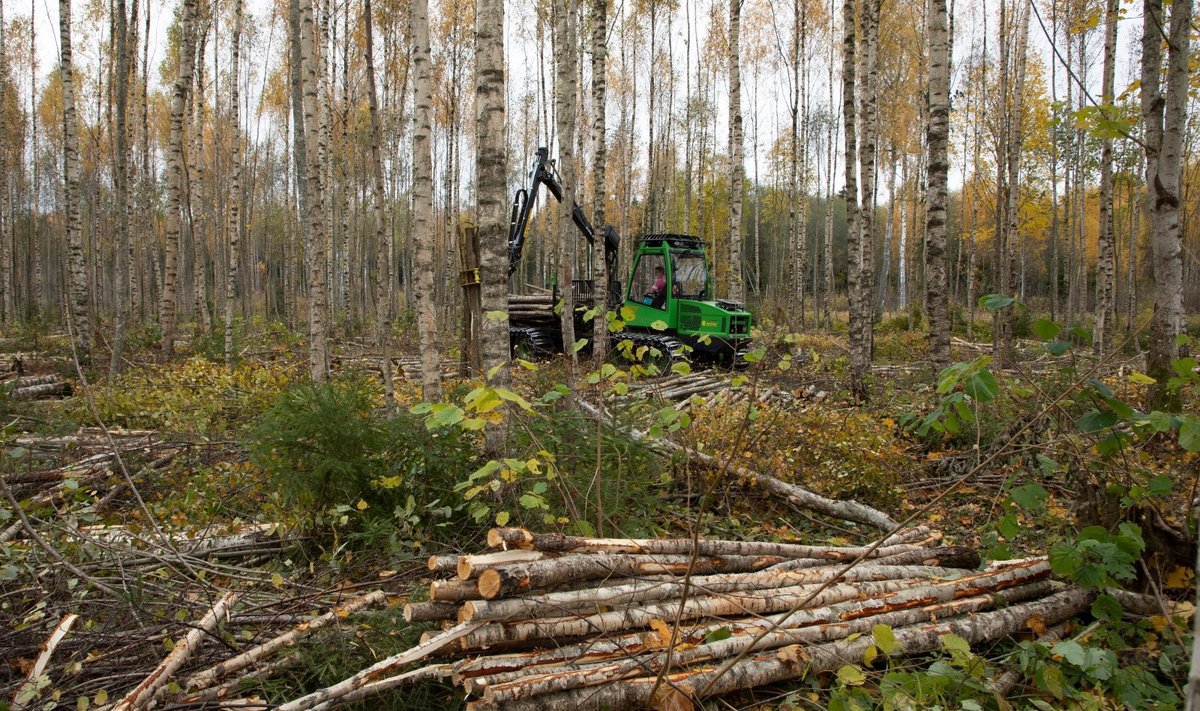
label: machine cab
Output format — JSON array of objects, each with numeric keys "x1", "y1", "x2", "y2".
[{"x1": 624, "y1": 235, "x2": 708, "y2": 320}]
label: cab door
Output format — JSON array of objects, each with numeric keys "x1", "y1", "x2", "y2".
[{"x1": 623, "y1": 251, "x2": 673, "y2": 329}]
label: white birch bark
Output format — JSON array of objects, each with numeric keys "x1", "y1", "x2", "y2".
[
  {"x1": 60, "y1": 0, "x2": 91, "y2": 358},
  {"x1": 412, "y1": 0, "x2": 441, "y2": 401}
]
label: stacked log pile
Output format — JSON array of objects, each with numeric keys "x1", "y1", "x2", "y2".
[
  {"x1": 507, "y1": 294, "x2": 559, "y2": 325},
  {"x1": 274, "y1": 526, "x2": 1102, "y2": 711},
  {"x1": 620, "y1": 371, "x2": 826, "y2": 411},
  {"x1": 4, "y1": 374, "x2": 72, "y2": 400}
]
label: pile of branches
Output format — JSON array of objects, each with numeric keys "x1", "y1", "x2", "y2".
[
  {"x1": 621, "y1": 372, "x2": 822, "y2": 411},
  {"x1": 271, "y1": 527, "x2": 1102, "y2": 711}
]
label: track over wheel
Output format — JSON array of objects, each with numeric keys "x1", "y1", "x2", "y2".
[
  {"x1": 510, "y1": 327, "x2": 556, "y2": 360},
  {"x1": 611, "y1": 332, "x2": 686, "y2": 376}
]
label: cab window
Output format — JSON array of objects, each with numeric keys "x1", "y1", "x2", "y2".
[{"x1": 629, "y1": 254, "x2": 668, "y2": 310}]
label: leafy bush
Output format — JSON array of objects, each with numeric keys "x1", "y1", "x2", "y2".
[
  {"x1": 75, "y1": 357, "x2": 295, "y2": 433},
  {"x1": 248, "y1": 375, "x2": 476, "y2": 538}
]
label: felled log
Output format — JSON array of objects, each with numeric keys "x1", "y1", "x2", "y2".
[
  {"x1": 471, "y1": 586, "x2": 1094, "y2": 711},
  {"x1": 487, "y1": 527, "x2": 927, "y2": 561},
  {"x1": 181, "y1": 590, "x2": 386, "y2": 694},
  {"x1": 112, "y1": 591, "x2": 239, "y2": 711},
  {"x1": 457, "y1": 549, "x2": 548, "y2": 580},
  {"x1": 404, "y1": 601, "x2": 462, "y2": 623},
  {"x1": 476, "y1": 552, "x2": 788, "y2": 599},
  {"x1": 10, "y1": 381, "x2": 72, "y2": 400},
  {"x1": 11, "y1": 613, "x2": 79, "y2": 710}
]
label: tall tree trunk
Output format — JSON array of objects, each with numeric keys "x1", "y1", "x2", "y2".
[
  {"x1": 161, "y1": 0, "x2": 196, "y2": 358},
  {"x1": 727, "y1": 0, "x2": 744, "y2": 303},
  {"x1": 0, "y1": 0, "x2": 10, "y2": 323},
  {"x1": 109, "y1": 0, "x2": 131, "y2": 375},
  {"x1": 877, "y1": 150, "x2": 894, "y2": 313},
  {"x1": 60, "y1": 0, "x2": 92, "y2": 358},
  {"x1": 591, "y1": 0, "x2": 608, "y2": 365},
  {"x1": 412, "y1": 0, "x2": 441, "y2": 401},
  {"x1": 1141, "y1": 0, "x2": 1190, "y2": 411},
  {"x1": 925, "y1": 0, "x2": 951, "y2": 368},
  {"x1": 225, "y1": 0, "x2": 244, "y2": 367},
  {"x1": 554, "y1": 0, "x2": 578, "y2": 369},
  {"x1": 298, "y1": 0, "x2": 329, "y2": 382},
  {"x1": 1093, "y1": 0, "x2": 1118, "y2": 356},
  {"x1": 842, "y1": 0, "x2": 862, "y2": 394},
  {"x1": 363, "y1": 0, "x2": 394, "y2": 410},
  {"x1": 475, "y1": 0, "x2": 509, "y2": 454}
]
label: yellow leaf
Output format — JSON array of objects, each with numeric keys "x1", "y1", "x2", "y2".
[
  {"x1": 356, "y1": 499, "x2": 369, "y2": 511},
  {"x1": 271, "y1": 572, "x2": 285, "y2": 588},
  {"x1": 1165, "y1": 566, "x2": 1194, "y2": 590},
  {"x1": 648, "y1": 619, "x2": 674, "y2": 647},
  {"x1": 94, "y1": 690, "x2": 108, "y2": 706},
  {"x1": 1026, "y1": 614, "x2": 1046, "y2": 635}
]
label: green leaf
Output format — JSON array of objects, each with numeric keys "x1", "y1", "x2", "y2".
[
  {"x1": 940, "y1": 634, "x2": 971, "y2": 656},
  {"x1": 671, "y1": 362, "x2": 692, "y2": 376},
  {"x1": 705, "y1": 627, "x2": 732, "y2": 643},
  {"x1": 872, "y1": 624, "x2": 897, "y2": 655},
  {"x1": 1091, "y1": 593, "x2": 1123, "y2": 622},
  {"x1": 1045, "y1": 341, "x2": 1072, "y2": 356},
  {"x1": 649, "y1": 320, "x2": 668, "y2": 331},
  {"x1": 1033, "y1": 318, "x2": 1062, "y2": 340},
  {"x1": 485, "y1": 310, "x2": 509, "y2": 321},
  {"x1": 836, "y1": 664, "x2": 867, "y2": 686},
  {"x1": 1010, "y1": 483, "x2": 1049, "y2": 511},
  {"x1": 1178, "y1": 417, "x2": 1200, "y2": 452},
  {"x1": 572, "y1": 338, "x2": 589, "y2": 353},
  {"x1": 979, "y1": 294, "x2": 1016, "y2": 311},
  {"x1": 1076, "y1": 410, "x2": 1119, "y2": 433},
  {"x1": 743, "y1": 347, "x2": 767, "y2": 363},
  {"x1": 965, "y1": 370, "x2": 1000, "y2": 402},
  {"x1": 494, "y1": 511, "x2": 510, "y2": 526},
  {"x1": 620, "y1": 306, "x2": 636, "y2": 320}
]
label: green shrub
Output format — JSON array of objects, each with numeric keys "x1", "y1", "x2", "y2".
[{"x1": 248, "y1": 374, "x2": 476, "y2": 538}]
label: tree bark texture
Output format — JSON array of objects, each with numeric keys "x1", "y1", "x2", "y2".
[
  {"x1": 298, "y1": 0, "x2": 329, "y2": 382},
  {"x1": 225, "y1": 0, "x2": 244, "y2": 368},
  {"x1": 727, "y1": 0, "x2": 745, "y2": 302},
  {"x1": 60, "y1": 0, "x2": 92, "y2": 359},
  {"x1": 925, "y1": 0, "x2": 950, "y2": 368},
  {"x1": 591, "y1": 0, "x2": 608, "y2": 364},
  {"x1": 554, "y1": 0, "x2": 578, "y2": 367},
  {"x1": 412, "y1": 0, "x2": 441, "y2": 401}
]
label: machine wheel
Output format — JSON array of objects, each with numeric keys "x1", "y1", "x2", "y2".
[
  {"x1": 613, "y1": 333, "x2": 686, "y2": 375},
  {"x1": 510, "y1": 328, "x2": 556, "y2": 360}
]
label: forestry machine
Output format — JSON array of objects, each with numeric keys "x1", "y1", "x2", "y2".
[{"x1": 507, "y1": 147, "x2": 753, "y2": 366}]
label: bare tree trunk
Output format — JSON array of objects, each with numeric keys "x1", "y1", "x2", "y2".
[
  {"x1": 925, "y1": 0, "x2": 950, "y2": 368},
  {"x1": 1092, "y1": 0, "x2": 1118, "y2": 356},
  {"x1": 1141, "y1": 0, "x2": 1190, "y2": 410},
  {"x1": 108, "y1": 0, "x2": 132, "y2": 375},
  {"x1": 475, "y1": 0, "x2": 509, "y2": 454},
  {"x1": 727, "y1": 0, "x2": 745, "y2": 303},
  {"x1": 0, "y1": 0, "x2": 11, "y2": 323},
  {"x1": 591, "y1": 0, "x2": 608, "y2": 365},
  {"x1": 60, "y1": 0, "x2": 91, "y2": 358},
  {"x1": 412, "y1": 0, "x2": 441, "y2": 401},
  {"x1": 298, "y1": 0, "x2": 329, "y2": 382},
  {"x1": 160, "y1": 0, "x2": 197, "y2": 358},
  {"x1": 224, "y1": 0, "x2": 243, "y2": 367},
  {"x1": 842, "y1": 0, "x2": 860, "y2": 360},
  {"x1": 363, "y1": 0, "x2": 394, "y2": 410},
  {"x1": 554, "y1": 0, "x2": 578, "y2": 369}
]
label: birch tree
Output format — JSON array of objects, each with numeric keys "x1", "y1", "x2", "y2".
[
  {"x1": 413, "y1": 0, "x2": 441, "y2": 401},
  {"x1": 726, "y1": 0, "x2": 745, "y2": 303},
  {"x1": 924, "y1": 0, "x2": 950, "y2": 368},
  {"x1": 161, "y1": 0, "x2": 197, "y2": 358},
  {"x1": 60, "y1": 0, "x2": 91, "y2": 358},
  {"x1": 224, "y1": 0, "x2": 243, "y2": 367},
  {"x1": 475, "y1": 0, "x2": 509, "y2": 453},
  {"x1": 298, "y1": 0, "x2": 329, "y2": 381},
  {"x1": 554, "y1": 0, "x2": 578, "y2": 368},
  {"x1": 1140, "y1": 0, "x2": 1191, "y2": 410},
  {"x1": 109, "y1": 0, "x2": 132, "y2": 376},
  {"x1": 591, "y1": 0, "x2": 608, "y2": 365},
  {"x1": 1092, "y1": 0, "x2": 1118, "y2": 356},
  {"x1": 363, "y1": 0, "x2": 395, "y2": 409}
]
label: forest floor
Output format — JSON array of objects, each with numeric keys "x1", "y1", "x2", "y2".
[{"x1": 0, "y1": 315, "x2": 1196, "y2": 710}]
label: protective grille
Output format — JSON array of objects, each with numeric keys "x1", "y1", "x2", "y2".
[{"x1": 679, "y1": 304, "x2": 703, "y2": 331}]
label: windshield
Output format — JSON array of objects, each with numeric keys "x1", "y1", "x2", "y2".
[{"x1": 672, "y1": 253, "x2": 708, "y2": 299}]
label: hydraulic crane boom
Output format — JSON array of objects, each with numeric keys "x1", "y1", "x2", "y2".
[{"x1": 508, "y1": 147, "x2": 620, "y2": 303}]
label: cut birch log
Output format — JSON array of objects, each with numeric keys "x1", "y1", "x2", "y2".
[
  {"x1": 476, "y1": 553, "x2": 788, "y2": 599},
  {"x1": 11, "y1": 613, "x2": 79, "y2": 710},
  {"x1": 112, "y1": 591, "x2": 239, "y2": 711},
  {"x1": 430, "y1": 579, "x2": 484, "y2": 602},
  {"x1": 457, "y1": 549, "x2": 548, "y2": 579},
  {"x1": 470, "y1": 587, "x2": 1094, "y2": 711},
  {"x1": 182, "y1": 590, "x2": 386, "y2": 693},
  {"x1": 404, "y1": 601, "x2": 462, "y2": 623},
  {"x1": 427, "y1": 554, "x2": 459, "y2": 573},
  {"x1": 274, "y1": 622, "x2": 483, "y2": 711},
  {"x1": 487, "y1": 527, "x2": 929, "y2": 561}
]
